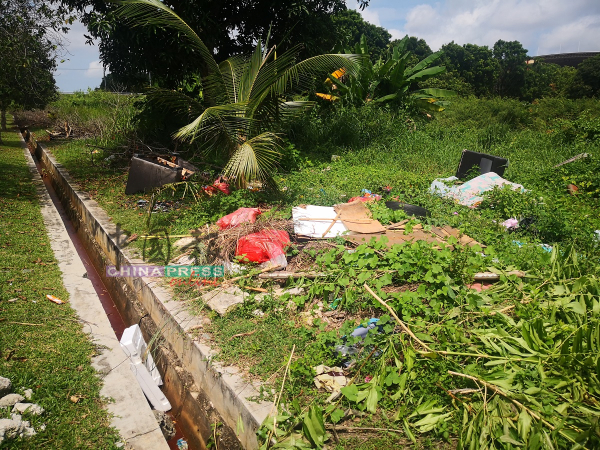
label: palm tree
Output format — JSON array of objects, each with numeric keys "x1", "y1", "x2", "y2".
[{"x1": 116, "y1": 0, "x2": 362, "y2": 186}]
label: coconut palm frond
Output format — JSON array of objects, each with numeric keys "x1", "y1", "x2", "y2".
[
  {"x1": 115, "y1": 0, "x2": 220, "y2": 74},
  {"x1": 248, "y1": 46, "x2": 299, "y2": 101},
  {"x1": 274, "y1": 53, "x2": 363, "y2": 94},
  {"x1": 238, "y1": 41, "x2": 271, "y2": 103},
  {"x1": 223, "y1": 132, "x2": 281, "y2": 185},
  {"x1": 219, "y1": 55, "x2": 248, "y2": 104},
  {"x1": 278, "y1": 101, "x2": 316, "y2": 118},
  {"x1": 173, "y1": 102, "x2": 251, "y2": 145},
  {"x1": 145, "y1": 87, "x2": 204, "y2": 117}
]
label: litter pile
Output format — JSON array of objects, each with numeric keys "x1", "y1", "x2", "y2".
[
  {"x1": 153, "y1": 147, "x2": 600, "y2": 449},
  {"x1": 166, "y1": 149, "x2": 534, "y2": 317}
]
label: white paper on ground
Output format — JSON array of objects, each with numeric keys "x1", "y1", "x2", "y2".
[{"x1": 292, "y1": 205, "x2": 348, "y2": 238}]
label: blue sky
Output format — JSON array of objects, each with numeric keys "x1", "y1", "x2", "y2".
[{"x1": 54, "y1": 0, "x2": 600, "y2": 92}]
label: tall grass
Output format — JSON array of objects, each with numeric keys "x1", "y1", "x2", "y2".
[{"x1": 49, "y1": 90, "x2": 141, "y2": 147}]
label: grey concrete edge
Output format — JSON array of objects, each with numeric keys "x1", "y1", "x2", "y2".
[
  {"x1": 32, "y1": 138, "x2": 272, "y2": 449},
  {"x1": 18, "y1": 131, "x2": 169, "y2": 450}
]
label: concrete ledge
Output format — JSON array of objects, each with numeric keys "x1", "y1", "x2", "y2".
[
  {"x1": 29, "y1": 135, "x2": 271, "y2": 449},
  {"x1": 18, "y1": 132, "x2": 169, "y2": 450}
]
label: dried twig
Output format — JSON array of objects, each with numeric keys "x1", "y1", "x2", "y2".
[
  {"x1": 267, "y1": 344, "x2": 296, "y2": 446},
  {"x1": 228, "y1": 330, "x2": 257, "y2": 340},
  {"x1": 6, "y1": 321, "x2": 43, "y2": 326},
  {"x1": 222, "y1": 265, "x2": 282, "y2": 285}
]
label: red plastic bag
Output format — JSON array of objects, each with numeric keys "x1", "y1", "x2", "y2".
[
  {"x1": 235, "y1": 230, "x2": 290, "y2": 263},
  {"x1": 202, "y1": 177, "x2": 231, "y2": 196},
  {"x1": 213, "y1": 177, "x2": 230, "y2": 195},
  {"x1": 216, "y1": 208, "x2": 261, "y2": 230}
]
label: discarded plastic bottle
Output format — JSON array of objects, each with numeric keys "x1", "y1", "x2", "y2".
[{"x1": 334, "y1": 345, "x2": 359, "y2": 357}]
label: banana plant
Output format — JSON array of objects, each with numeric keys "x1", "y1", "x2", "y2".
[
  {"x1": 318, "y1": 34, "x2": 455, "y2": 111},
  {"x1": 116, "y1": 0, "x2": 363, "y2": 186}
]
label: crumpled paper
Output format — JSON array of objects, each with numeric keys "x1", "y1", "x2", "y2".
[{"x1": 313, "y1": 365, "x2": 348, "y2": 402}]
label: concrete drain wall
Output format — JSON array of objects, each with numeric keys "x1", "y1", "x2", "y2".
[{"x1": 25, "y1": 131, "x2": 272, "y2": 450}]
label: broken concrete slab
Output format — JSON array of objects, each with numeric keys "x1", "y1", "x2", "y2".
[
  {"x1": 0, "y1": 418, "x2": 21, "y2": 441},
  {"x1": 255, "y1": 286, "x2": 306, "y2": 302},
  {"x1": 0, "y1": 394, "x2": 24, "y2": 408},
  {"x1": 12, "y1": 403, "x2": 44, "y2": 416},
  {"x1": 203, "y1": 287, "x2": 245, "y2": 315},
  {"x1": 0, "y1": 377, "x2": 12, "y2": 397}
]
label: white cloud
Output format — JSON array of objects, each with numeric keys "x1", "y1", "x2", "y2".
[
  {"x1": 388, "y1": 28, "x2": 404, "y2": 40},
  {"x1": 375, "y1": 0, "x2": 600, "y2": 54},
  {"x1": 85, "y1": 61, "x2": 105, "y2": 78},
  {"x1": 58, "y1": 20, "x2": 93, "y2": 52},
  {"x1": 361, "y1": 8, "x2": 381, "y2": 26},
  {"x1": 538, "y1": 16, "x2": 600, "y2": 54}
]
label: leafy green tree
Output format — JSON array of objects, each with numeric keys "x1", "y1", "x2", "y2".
[
  {"x1": 568, "y1": 54, "x2": 600, "y2": 98},
  {"x1": 493, "y1": 39, "x2": 528, "y2": 98},
  {"x1": 0, "y1": 0, "x2": 72, "y2": 142},
  {"x1": 117, "y1": 0, "x2": 361, "y2": 186},
  {"x1": 390, "y1": 36, "x2": 432, "y2": 66},
  {"x1": 441, "y1": 42, "x2": 499, "y2": 97},
  {"x1": 55, "y1": 0, "x2": 369, "y2": 89},
  {"x1": 331, "y1": 10, "x2": 391, "y2": 61},
  {"x1": 523, "y1": 60, "x2": 576, "y2": 101},
  {"x1": 320, "y1": 35, "x2": 454, "y2": 110},
  {"x1": 420, "y1": 71, "x2": 474, "y2": 97}
]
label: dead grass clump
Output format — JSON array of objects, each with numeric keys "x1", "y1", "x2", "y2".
[
  {"x1": 381, "y1": 283, "x2": 420, "y2": 294},
  {"x1": 12, "y1": 109, "x2": 53, "y2": 128},
  {"x1": 287, "y1": 240, "x2": 338, "y2": 272}
]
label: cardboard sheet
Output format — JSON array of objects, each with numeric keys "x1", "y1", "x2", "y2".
[
  {"x1": 334, "y1": 201, "x2": 386, "y2": 234},
  {"x1": 345, "y1": 223, "x2": 484, "y2": 250}
]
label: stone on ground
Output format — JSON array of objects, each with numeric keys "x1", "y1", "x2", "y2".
[
  {"x1": 0, "y1": 393, "x2": 24, "y2": 408},
  {"x1": 0, "y1": 377, "x2": 12, "y2": 397},
  {"x1": 0, "y1": 418, "x2": 21, "y2": 441},
  {"x1": 203, "y1": 287, "x2": 245, "y2": 315},
  {"x1": 12, "y1": 403, "x2": 44, "y2": 416}
]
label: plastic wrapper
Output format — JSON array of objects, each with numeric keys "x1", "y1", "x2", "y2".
[
  {"x1": 235, "y1": 230, "x2": 290, "y2": 264},
  {"x1": 216, "y1": 207, "x2": 261, "y2": 229}
]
